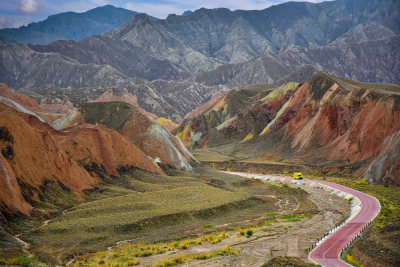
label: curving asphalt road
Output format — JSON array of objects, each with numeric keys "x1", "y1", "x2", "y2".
[{"x1": 221, "y1": 171, "x2": 381, "y2": 267}]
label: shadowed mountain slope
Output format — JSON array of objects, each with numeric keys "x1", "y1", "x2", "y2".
[
  {"x1": 0, "y1": 5, "x2": 143, "y2": 45},
  {"x1": 193, "y1": 36, "x2": 400, "y2": 87},
  {"x1": 28, "y1": 35, "x2": 190, "y2": 81},
  {"x1": 104, "y1": 13, "x2": 220, "y2": 73},
  {"x1": 158, "y1": 0, "x2": 399, "y2": 63}
]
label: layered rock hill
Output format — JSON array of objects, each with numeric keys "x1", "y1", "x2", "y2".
[
  {"x1": 177, "y1": 73, "x2": 400, "y2": 184},
  {"x1": 0, "y1": 99, "x2": 164, "y2": 217},
  {"x1": 0, "y1": 5, "x2": 142, "y2": 45},
  {"x1": 53, "y1": 102, "x2": 197, "y2": 172}
]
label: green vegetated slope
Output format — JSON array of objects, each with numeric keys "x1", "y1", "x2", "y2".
[{"x1": 17, "y1": 168, "x2": 310, "y2": 264}]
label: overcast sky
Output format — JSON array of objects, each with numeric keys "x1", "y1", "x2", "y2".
[{"x1": 0, "y1": 0, "x2": 325, "y2": 29}]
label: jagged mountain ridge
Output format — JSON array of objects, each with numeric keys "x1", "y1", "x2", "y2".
[
  {"x1": 103, "y1": 13, "x2": 221, "y2": 73},
  {"x1": 0, "y1": 5, "x2": 149, "y2": 45},
  {"x1": 193, "y1": 36, "x2": 400, "y2": 87},
  {"x1": 157, "y1": 0, "x2": 399, "y2": 63},
  {"x1": 28, "y1": 35, "x2": 190, "y2": 81}
]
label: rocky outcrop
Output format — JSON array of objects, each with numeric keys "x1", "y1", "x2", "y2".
[
  {"x1": 53, "y1": 102, "x2": 197, "y2": 171},
  {"x1": 0, "y1": 83, "x2": 42, "y2": 111},
  {"x1": 176, "y1": 83, "x2": 296, "y2": 148},
  {"x1": 366, "y1": 131, "x2": 400, "y2": 186}
]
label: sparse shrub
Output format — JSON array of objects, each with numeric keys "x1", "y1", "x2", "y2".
[
  {"x1": 236, "y1": 228, "x2": 246, "y2": 237},
  {"x1": 155, "y1": 258, "x2": 173, "y2": 267},
  {"x1": 246, "y1": 229, "x2": 253, "y2": 237},
  {"x1": 17, "y1": 255, "x2": 39, "y2": 267},
  {"x1": 194, "y1": 253, "x2": 210, "y2": 260},
  {"x1": 127, "y1": 259, "x2": 139, "y2": 266},
  {"x1": 178, "y1": 240, "x2": 188, "y2": 249},
  {"x1": 265, "y1": 211, "x2": 278, "y2": 217},
  {"x1": 172, "y1": 256, "x2": 190, "y2": 264}
]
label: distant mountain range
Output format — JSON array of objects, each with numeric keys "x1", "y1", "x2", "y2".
[
  {"x1": 0, "y1": 0, "x2": 399, "y2": 122},
  {"x1": 0, "y1": 5, "x2": 157, "y2": 45}
]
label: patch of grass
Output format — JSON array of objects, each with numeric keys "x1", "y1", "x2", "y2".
[
  {"x1": 283, "y1": 218, "x2": 302, "y2": 222},
  {"x1": 262, "y1": 256, "x2": 317, "y2": 266},
  {"x1": 265, "y1": 211, "x2": 279, "y2": 217},
  {"x1": 194, "y1": 246, "x2": 239, "y2": 260},
  {"x1": 279, "y1": 214, "x2": 304, "y2": 223},
  {"x1": 344, "y1": 252, "x2": 364, "y2": 267},
  {"x1": 154, "y1": 246, "x2": 238, "y2": 266},
  {"x1": 74, "y1": 231, "x2": 229, "y2": 266},
  {"x1": 203, "y1": 224, "x2": 215, "y2": 228},
  {"x1": 29, "y1": 184, "x2": 248, "y2": 261}
]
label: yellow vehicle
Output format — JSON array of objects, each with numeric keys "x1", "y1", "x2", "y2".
[{"x1": 293, "y1": 173, "x2": 303, "y2": 180}]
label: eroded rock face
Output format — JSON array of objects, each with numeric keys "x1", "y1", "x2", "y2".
[
  {"x1": 177, "y1": 73, "x2": 400, "y2": 178},
  {"x1": 0, "y1": 102, "x2": 164, "y2": 216},
  {"x1": 0, "y1": 83, "x2": 42, "y2": 111},
  {"x1": 0, "y1": 104, "x2": 96, "y2": 216},
  {"x1": 366, "y1": 131, "x2": 400, "y2": 186},
  {"x1": 53, "y1": 102, "x2": 197, "y2": 172}
]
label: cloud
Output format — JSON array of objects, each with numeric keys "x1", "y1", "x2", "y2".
[
  {"x1": 17, "y1": 0, "x2": 39, "y2": 14},
  {"x1": 0, "y1": 14, "x2": 29, "y2": 28}
]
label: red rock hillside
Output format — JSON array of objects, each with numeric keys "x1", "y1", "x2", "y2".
[
  {"x1": 177, "y1": 73, "x2": 400, "y2": 181},
  {"x1": 52, "y1": 102, "x2": 197, "y2": 171},
  {"x1": 0, "y1": 83, "x2": 42, "y2": 112},
  {"x1": 0, "y1": 102, "x2": 164, "y2": 217}
]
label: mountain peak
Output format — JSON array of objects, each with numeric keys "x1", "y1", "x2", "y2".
[
  {"x1": 182, "y1": 10, "x2": 193, "y2": 16},
  {"x1": 0, "y1": 5, "x2": 138, "y2": 44}
]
